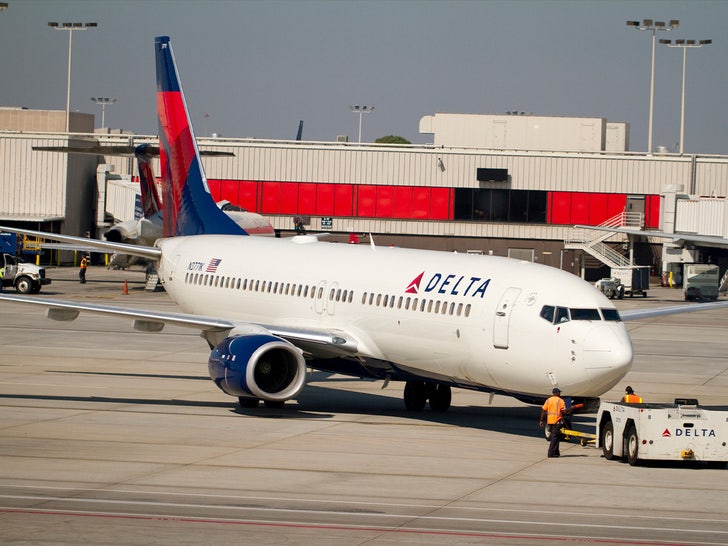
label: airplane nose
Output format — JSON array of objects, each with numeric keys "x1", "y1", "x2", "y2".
[{"x1": 581, "y1": 323, "x2": 634, "y2": 395}]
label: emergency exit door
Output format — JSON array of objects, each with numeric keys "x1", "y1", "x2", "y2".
[{"x1": 493, "y1": 287, "x2": 521, "y2": 349}]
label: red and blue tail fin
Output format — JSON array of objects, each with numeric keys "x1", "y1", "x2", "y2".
[{"x1": 154, "y1": 36, "x2": 248, "y2": 238}]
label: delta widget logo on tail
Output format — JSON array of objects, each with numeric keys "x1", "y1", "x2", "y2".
[{"x1": 405, "y1": 272, "x2": 491, "y2": 298}]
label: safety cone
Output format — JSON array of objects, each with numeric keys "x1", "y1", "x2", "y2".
[{"x1": 122, "y1": 280, "x2": 129, "y2": 295}]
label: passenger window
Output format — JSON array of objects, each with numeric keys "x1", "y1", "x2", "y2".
[
  {"x1": 601, "y1": 308, "x2": 621, "y2": 321},
  {"x1": 540, "y1": 305, "x2": 555, "y2": 323}
]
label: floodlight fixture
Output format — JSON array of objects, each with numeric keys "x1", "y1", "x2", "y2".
[
  {"x1": 627, "y1": 17, "x2": 679, "y2": 153},
  {"x1": 49, "y1": 21, "x2": 98, "y2": 132},
  {"x1": 660, "y1": 37, "x2": 712, "y2": 154}
]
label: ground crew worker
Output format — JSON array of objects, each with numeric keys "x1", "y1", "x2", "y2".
[
  {"x1": 621, "y1": 386, "x2": 643, "y2": 404},
  {"x1": 540, "y1": 387, "x2": 566, "y2": 458},
  {"x1": 79, "y1": 255, "x2": 88, "y2": 284}
]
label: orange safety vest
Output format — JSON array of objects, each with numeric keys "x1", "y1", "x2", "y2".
[
  {"x1": 542, "y1": 395, "x2": 565, "y2": 425},
  {"x1": 622, "y1": 394, "x2": 643, "y2": 403},
  {"x1": 80, "y1": 258, "x2": 88, "y2": 269}
]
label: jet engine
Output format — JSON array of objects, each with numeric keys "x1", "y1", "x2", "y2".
[{"x1": 208, "y1": 334, "x2": 307, "y2": 404}]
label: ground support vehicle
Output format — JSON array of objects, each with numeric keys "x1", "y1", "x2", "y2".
[
  {"x1": 611, "y1": 266, "x2": 649, "y2": 297},
  {"x1": 683, "y1": 263, "x2": 719, "y2": 301},
  {"x1": 594, "y1": 277, "x2": 625, "y2": 299},
  {"x1": 597, "y1": 399, "x2": 728, "y2": 466},
  {"x1": 1, "y1": 252, "x2": 51, "y2": 294}
]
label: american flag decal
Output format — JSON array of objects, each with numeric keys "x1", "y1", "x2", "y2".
[{"x1": 206, "y1": 258, "x2": 222, "y2": 273}]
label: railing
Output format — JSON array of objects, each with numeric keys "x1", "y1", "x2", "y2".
[{"x1": 564, "y1": 211, "x2": 645, "y2": 269}]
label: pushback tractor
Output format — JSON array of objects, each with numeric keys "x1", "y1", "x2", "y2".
[{"x1": 597, "y1": 399, "x2": 728, "y2": 467}]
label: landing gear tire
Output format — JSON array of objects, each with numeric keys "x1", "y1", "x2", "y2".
[
  {"x1": 626, "y1": 424, "x2": 640, "y2": 466},
  {"x1": 602, "y1": 421, "x2": 614, "y2": 460},
  {"x1": 238, "y1": 397, "x2": 260, "y2": 408},
  {"x1": 404, "y1": 381, "x2": 427, "y2": 411},
  {"x1": 428, "y1": 385, "x2": 451, "y2": 412},
  {"x1": 264, "y1": 400, "x2": 285, "y2": 409}
]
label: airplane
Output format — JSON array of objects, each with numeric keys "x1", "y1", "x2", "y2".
[
  {"x1": 4, "y1": 35, "x2": 728, "y2": 415},
  {"x1": 32, "y1": 143, "x2": 275, "y2": 264}
]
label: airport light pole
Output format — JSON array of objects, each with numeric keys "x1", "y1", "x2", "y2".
[
  {"x1": 90, "y1": 97, "x2": 116, "y2": 129},
  {"x1": 659, "y1": 39, "x2": 712, "y2": 155},
  {"x1": 627, "y1": 19, "x2": 679, "y2": 153},
  {"x1": 349, "y1": 105, "x2": 374, "y2": 143},
  {"x1": 48, "y1": 22, "x2": 98, "y2": 132}
]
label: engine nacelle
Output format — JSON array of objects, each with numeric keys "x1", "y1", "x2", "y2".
[{"x1": 208, "y1": 334, "x2": 307, "y2": 403}]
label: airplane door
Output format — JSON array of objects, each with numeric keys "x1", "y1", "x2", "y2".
[
  {"x1": 314, "y1": 280, "x2": 327, "y2": 314},
  {"x1": 493, "y1": 287, "x2": 521, "y2": 349}
]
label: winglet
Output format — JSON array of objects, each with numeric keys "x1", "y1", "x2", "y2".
[{"x1": 154, "y1": 36, "x2": 248, "y2": 237}]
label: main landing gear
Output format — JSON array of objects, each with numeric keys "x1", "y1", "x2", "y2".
[{"x1": 403, "y1": 381, "x2": 452, "y2": 412}]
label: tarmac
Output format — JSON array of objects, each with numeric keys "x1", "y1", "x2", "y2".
[{"x1": 0, "y1": 265, "x2": 726, "y2": 545}]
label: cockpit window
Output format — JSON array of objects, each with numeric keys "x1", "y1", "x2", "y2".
[
  {"x1": 570, "y1": 308, "x2": 601, "y2": 321},
  {"x1": 541, "y1": 305, "x2": 611, "y2": 324},
  {"x1": 539, "y1": 305, "x2": 555, "y2": 322},
  {"x1": 600, "y1": 308, "x2": 621, "y2": 321},
  {"x1": 555, "y1": 307, "x2": 570, "y2": 324}
]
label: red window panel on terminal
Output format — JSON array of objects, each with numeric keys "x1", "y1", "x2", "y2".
[
  {"x1": 261, "y1": 181, "x2": 281, "y2": 214},
  {"x1": 207, "y1": 179, "x2": 222, "y2": 201},
  {"x1": 548, "y1": 192, "x2": 572, "y2": 224},
  {"x1": 645, "y1": 194, "x2": 660, "y2": 228},
  {"x1": 217, "y1": 179, "x2": 239, "y2": 204},
  {"x1": 393, "y1": 187, "x2": 413, "y2": 218},
  {"x1": 376, "y1": 186, "x2": 395, "y2": 218},
  {"x1": 606, "y1": 193, "x2": 627, "y2": 221},
  {"x1": 298, "y1": 182, "x2": 317, "y2": 215},
  {"x1": 279, "y1": 183, "x2": 299, "y2": 214},
  {"x1": 357, "y1": 185, "x2": 377, "y2": 217},
  {"x1": 570, "y1": 193, "x2": 590, "y2": 225},
  {"x1": 333, "y1": 184, "x2": 354, "y2": 216},
  {"x1": 316, "y1": 183, "x2": 335, "y2": 216},
  {"x1": 587, "y1": 193, "x2": 609, "y2": 225},
  {"x1": 430, "y1": 187, "x2": 453, "y2": 220},
  {"x1": 237, "y1": 181, "x2": 259, "y2": 211}
]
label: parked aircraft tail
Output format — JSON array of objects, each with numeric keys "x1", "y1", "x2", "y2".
[
  {"x1": 134, "y1": 144, "x2": 163, "y2": 219},
  {"x1": 155, "y1": 35, "x2": 248, "y2": 238}
]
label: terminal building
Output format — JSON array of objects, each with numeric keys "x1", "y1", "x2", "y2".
[{"x1": 2, "y1": 108, "x2": 728, "y2": 285}]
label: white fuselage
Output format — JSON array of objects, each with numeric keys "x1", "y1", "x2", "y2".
[{"x1": 156, "y1": 235, "x2": 634, "y2": 399}]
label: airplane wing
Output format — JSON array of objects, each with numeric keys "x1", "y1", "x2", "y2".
[
  {"x1": 619, "y1": 299, "x2": 728, "y2": 321},
  {"x1": 0, "y1": 294, "x2": 358, "y2": 356},
  {"x1": 0, "y1": 226, "x2": 160, "y2": 260},
  {"x1": 574, "y1": 225, "x2": 728, "y2": 248}
]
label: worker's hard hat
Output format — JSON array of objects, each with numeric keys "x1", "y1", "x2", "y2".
[
  {"x1": 625, "y1": 386, "x2": 634, "y2": 394},
  {"x1": 552, "y1": 387, "x2": 561, "y2": 394}
]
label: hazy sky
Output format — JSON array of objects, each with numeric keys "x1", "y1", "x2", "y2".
[{"x1": 1, "y1": 0, "x2": 727, "y2": 154}]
